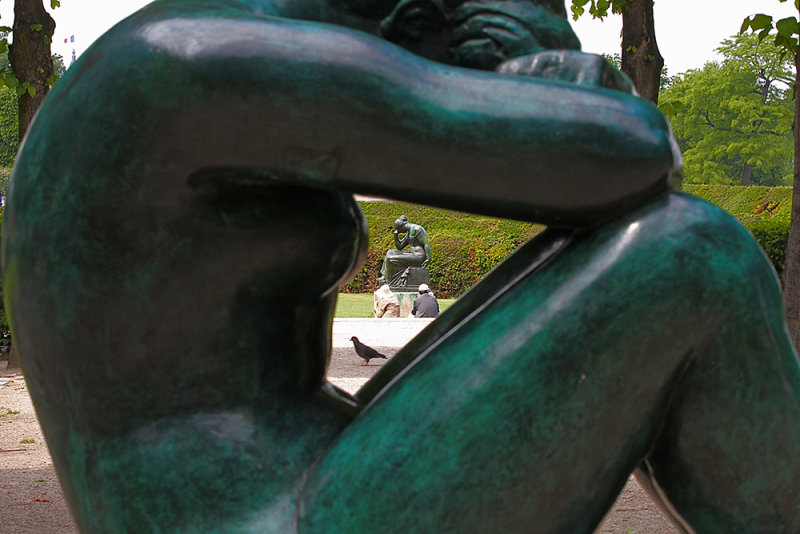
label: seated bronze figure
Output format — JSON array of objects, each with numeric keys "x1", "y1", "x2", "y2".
[
  {"x1": 379, "y1": 215, "x2": 431, "y2": 287},
  {"x1": 3, "y1": 0, "x2": 800, "y2": 532}
]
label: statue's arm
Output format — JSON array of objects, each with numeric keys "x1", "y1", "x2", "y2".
[
  {"x1": 55, "y1": 4, "x2": 678, "y2": 228},
  {"x1": 394, "y1": 231, "x2": 406, "y2": 250},
  {"x1": 420, "y1": 231, "x2": 432, "y2": 266}
]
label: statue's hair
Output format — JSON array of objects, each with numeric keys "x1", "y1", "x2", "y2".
[
  {"x1": 443, "y1": 0, "x2": 579, "y2": 53},
  {"x1": 441, "y1": 0, "x2": 568, "y2": 16}
]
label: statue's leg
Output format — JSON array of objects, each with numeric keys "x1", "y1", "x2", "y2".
[
  {"x1": 636, "y1": 253, "x2": 800, "y2": 530},
  {"x1": 385, "y1": 251, "x2": 428, "y2": 284},
  {"x1": 357, "y1": 226, "x2": 574, "y2": 402},
  {"x1": 380, "y1": 249, "x2": 402, "y2": 282},
  {"x1": 299, "y1": 191, "x2": 800, "y2": 533},
  {"x1": 382, "y1": 250, "x2": 416, "y2": 285}
]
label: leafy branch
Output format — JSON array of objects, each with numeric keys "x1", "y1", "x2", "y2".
[
  {"x1": 0, "y1": 0, "x2": 62, "y2": 98},
  {"x1": 741, "y1": 3, "x2": 800, "y2": 57},
  {"x1": 569, "y1": 0, "x2": 632, "y2": 20}
]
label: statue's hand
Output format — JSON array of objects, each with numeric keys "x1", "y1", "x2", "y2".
[{"x1": 496, "y1": 50, "x2": 635, "y2": 94}]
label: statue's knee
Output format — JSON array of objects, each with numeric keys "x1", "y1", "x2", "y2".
[
  {"x1": 590, "y1": 192, "x2": 777, "y2": 317},
  {"x1": 648, "y1": 192, "x2": 781, "y2": 307}
]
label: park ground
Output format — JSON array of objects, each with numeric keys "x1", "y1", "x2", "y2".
[{"x1": 0, "y1": 317, "x2": 680, "y2": 533}]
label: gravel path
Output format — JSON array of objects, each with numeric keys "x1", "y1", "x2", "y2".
[
  {"x1": 0, "y1": 319, "x2": 680, "y2": 533},
  {"x1": 0, "y1": 375, "x2": 77, "y2": 534}
]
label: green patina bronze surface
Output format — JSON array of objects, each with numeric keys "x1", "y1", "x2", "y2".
[{"x1": 3, "y1": 0, "x2": 800, "y2": 532}]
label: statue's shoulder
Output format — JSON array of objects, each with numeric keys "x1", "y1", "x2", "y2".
[
  {"x1": 137, "y1": 0, "x2": 382, "y2": 33},
  {"x1": 131, "y1": 0, "x2": 342, "y2": 21}
]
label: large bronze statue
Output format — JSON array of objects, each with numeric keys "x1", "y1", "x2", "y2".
[
  {"x1": 379, "y1": 215, "x2": 432, "y2": 287},
  {"x1": 3, "y1": 0, "x2": 800, "y2": 532}
]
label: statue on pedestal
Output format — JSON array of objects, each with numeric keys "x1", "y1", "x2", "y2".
[{"x1": 379, "y1": 215, "x2": 431, "y2": 289}]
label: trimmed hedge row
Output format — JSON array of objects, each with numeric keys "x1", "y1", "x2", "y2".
[
  {"x1": 0, "y1": 168, "x2": 9, "y2": 197},
  {"x1": 349, "y1": 186, "x2": 794, "y2": 297},
  {"x1": 683, "y1": 185, "x2": 792, "y2": 277}
]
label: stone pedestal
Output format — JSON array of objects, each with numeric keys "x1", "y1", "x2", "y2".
[
  {"x1": 377, "y1": 266, "x2": 429, "y2": 317},
  {"x1": 388, "y1": 266, "x2": 429, "y2": 291},
  {"x1": 394, "y1": 291, "x2": 419, "y2": 318},
  {"x1": 402, "y1": 267, "x2": 429, "y2": 289}
]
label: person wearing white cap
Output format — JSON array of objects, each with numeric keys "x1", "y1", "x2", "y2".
[{"x1": 412, "y1": 283, "x2": 439, "y2": 318}]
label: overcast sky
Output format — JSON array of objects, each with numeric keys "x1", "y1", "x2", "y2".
[{"x1": 1, "y1": 0, "x2": 798, "y2": 75}]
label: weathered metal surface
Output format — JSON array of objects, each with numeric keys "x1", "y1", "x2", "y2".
[{"x1": 3, "y1": 1, "x2": 800, "y2": 533}]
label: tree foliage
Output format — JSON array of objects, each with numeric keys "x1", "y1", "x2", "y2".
[
  {"x1": 741, "y1": 5, "x2": 800, "y2": 55},
  {"x1": 0, "y1": 51, "x2": 63, "y2": 166},
  {"x1": 0, "y1": 85, "x2": 18, "y2": 166},
  {"x1": 569, "y1": 0, "x2": 630, "y2": 20},
  {"x1": 0, "y1": 2, "x2": 59, "y2": 92},
  {"x1": 740, "y1": 0, "x2": 800, "y2": 351},
  {"x1": 0, "y1": 32, "x2": 63, "y2": 166},
  {"x1": 661, "y1": 33, "x2": 794, "y2": 186}
]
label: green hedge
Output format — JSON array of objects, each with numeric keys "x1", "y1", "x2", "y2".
[
  {"x1": 0, "y1": 167, "x2": 9, "y2": 197},
  {"x1": 683, "y1": 185, "x2": 792, "y2": 276},
  {"x1": 346, "y1": 201, "x2": 544, "y2": 298},
  {"x1": 351, "y1": 187, "x2": 794, "y2": 297},
  {"x1": 682, "y1": 185, "x2": 792, "y2": 225}
]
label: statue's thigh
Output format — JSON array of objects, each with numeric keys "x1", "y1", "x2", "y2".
[
  {"x1": 641, "y1": 248, "x2": 800, "y2": 530},
  {"x1": 300, "y1": 193, "x2": 725, "y2": 533}
]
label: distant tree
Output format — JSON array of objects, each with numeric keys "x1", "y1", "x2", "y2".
[
  {"x1": 741, "y1": 0, "x2": 800, "y2": 350},
  {"x1": 604, "y1": 50, "x2": 673, "y2": 93},
  {"x1": 601, "y1": 52, "x2": 621, "y2": 69},
  {"x1": 661, "y1": 33, "x2": 793, "y2": 186},
  {"x1": 570, "y1": 0, "x2": 663, "y2": 103},
  {"x1": 52, "y1": 51, "x2": 64, "y2": 77}
]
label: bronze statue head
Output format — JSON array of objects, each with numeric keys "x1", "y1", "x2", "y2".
[
  {"x1": 380, "y1": 0, "x2": 579, "y2": 69},
  {"x1": 394, "y1": 215, "x2": 410, "y2": 232}
]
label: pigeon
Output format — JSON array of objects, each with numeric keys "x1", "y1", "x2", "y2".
[{"x1": 350, "y1": 336, "x2": 388, "y2": 366}]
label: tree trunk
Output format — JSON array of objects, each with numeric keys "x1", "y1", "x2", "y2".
[
  {"x1": 620, "y1": 0, "x2": 664, "y2": 104},
  {"x1": 8, "y1": 0, "x2": 55, "y2": 141},
  {"x1": 782, "y1": 47, "x2": 800, "y2": 352},
  {"x1": 741, "y1": 162, "x2": 752, "y2": 186}
]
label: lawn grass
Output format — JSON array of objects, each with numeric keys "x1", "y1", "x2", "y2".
[{"x1": 335, "y1": 293, "x2": 455, "y2": 318}]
